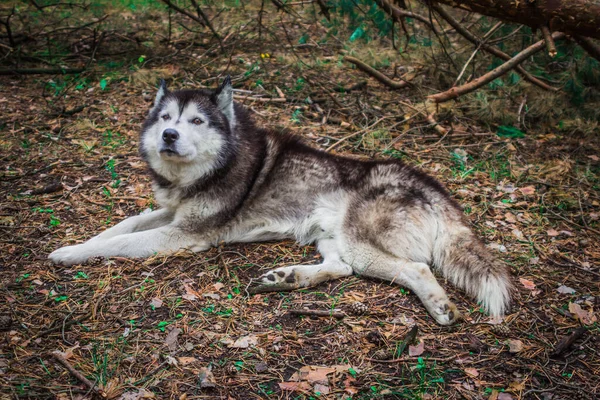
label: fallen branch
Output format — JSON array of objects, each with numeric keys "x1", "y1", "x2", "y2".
[
  {"x1": 428, "y1": 32, "x2": 566, "y2": 103},
  {"x1": 288, "y1": 309, "x2": 346, "y2": 319},
  {"x1": 541, "y1": 26, "x2": 557, "y2": 57},
  {"x1": 234, "y1": 95, "x2": 287, "y2": 103},
  {"x1": 344, "y1": 56, "x2": 410, "y2": 90},
  {"x1": 426, "y1": 112, "x2": 449, "y2": 135},
  {"x1": 428, "y1": 0, "x2": 600, "y2": 40},
  {"x1": 573, "y1": 35, "x2": 600, "y2": 62},
  {"x1": 431, "y1": 3, "x2": 558, "y2": 92},
  {"x1": 0, "y1": 68, "x2": 84, "y2": 75},
  {"x1": 52, "y1": 351, "x2": 107, "y2": 398},
  {"x1": 551, "y1": 327, "x2": 587, "y2": 357}
]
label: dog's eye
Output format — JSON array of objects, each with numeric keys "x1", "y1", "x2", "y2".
[
  {"x1": 161, "y1": 114, "x2": 170, "y2": 121},
  {"x1": 191, "y1": 118, "x2": 203, "y2": 125}
]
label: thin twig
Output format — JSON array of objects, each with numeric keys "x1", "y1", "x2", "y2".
[
  {"x1": 326, "y1": 116, "x2": 389, "y2": 152},
  {"x1": 51, "y1": 351, "x2": 107, "y2": 398},
  {"x1": 288, "y1": 309, "x2": 346, "y2": 319},
  {"x1": 344, "y1": 56, "x2": 410, "y2": 90}
]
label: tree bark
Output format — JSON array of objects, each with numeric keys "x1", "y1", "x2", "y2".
[{"x1": 429, "y1": 0, "x2": 600, "y2": 40}]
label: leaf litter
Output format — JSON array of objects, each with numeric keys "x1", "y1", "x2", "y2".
[{"x1": 0, "y1": 3, "x2": 599, "y2": 399}]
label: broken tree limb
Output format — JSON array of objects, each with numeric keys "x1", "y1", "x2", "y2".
[
  {"x1": 0, "y1": 68, "x2": 85, "y2": 75},
  {"x1": 551, "y1": 327, "x2": 587, "y2": 357},
  {"x1": 51, "y1": 351, "x2": 107, "y2": 398},
  {"x1": 431, "y1": 3, "x2": 558, "y2": 92},
  {"x1": 344, "y1": 56, "x2": 410, "y2": 90},
  {"x1": 573, "y1": 35, "x2": 600, "y2": 62},
  {"x1": 427, "y1": 0, "x2": 600, "y2": 40},
  {"x1": 428, "y1": 32, "x2": 566, "y2": 103},
  {"x1": 541, "y1": 26, "x2": 557, "y2": 57}
]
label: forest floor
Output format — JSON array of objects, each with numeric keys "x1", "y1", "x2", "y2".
[{"x1": 0, "y1": 3, "x2": 599, "y2": 400}]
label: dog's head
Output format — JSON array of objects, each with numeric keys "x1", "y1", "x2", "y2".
[{"x1": 140, "y1": 77, "x2": 236, "y2": 185}]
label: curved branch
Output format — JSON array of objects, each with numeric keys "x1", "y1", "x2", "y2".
[
  {"x1": 344, "y1": 56, "x2": 410, "y2": 90},
  {"x1": 431, "y1": 3, "x2": 559, "y2": 92},
  {"x1": 428, "y1": 32, "x2": 566, "y2": 103}
]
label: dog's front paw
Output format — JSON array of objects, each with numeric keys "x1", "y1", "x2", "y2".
[
  {"x1": 248, "y1": 267, "x2": 299, "y2": 294},
  {"x1": 428, "y1": 298, "x2": 461, "y2": 325},
  {"x1": 49, "y1": 244, "x2": 91, "y2": 266}
]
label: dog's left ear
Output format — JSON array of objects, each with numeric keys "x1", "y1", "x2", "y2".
[
  {"x1": 152, "y1": 79, "x2": 169, "y2": 112},
  {"x1": 214, "y1": 75, "x2": 235, "y2": 126}
]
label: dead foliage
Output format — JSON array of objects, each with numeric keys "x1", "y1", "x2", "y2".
[{"x1": 0, "y1": 2, "x2": 599, "y2": 399}]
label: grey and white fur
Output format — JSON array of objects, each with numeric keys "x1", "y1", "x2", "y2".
[{"x1": 49, "y1": 78, "x2": 512, "y2": 325}]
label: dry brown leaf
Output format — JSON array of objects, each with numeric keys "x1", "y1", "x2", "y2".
[
  {"x1": 313, "y1": 383, "x2": 330, "y2": 395},
  {"x1": 568, "y1": 303, "x2": 597, "y2": 325},
  {"x1": 504, "y1": 212, "x2": 517, "y2": 223},
  {"x1": 408, "y1": 340, "x2": 424, "y2": 357},
  {"x1": 519, "y1": 278, "x2": 536, "y2": 290},
  {"x1": 278, "y1": 381, "x2": 311, "y2": 393},
  {"x1": 290, "y1": 365, "x2": 352, "y2": 384},
  {"x1": 556, "y1": 285, "x2": 576, "y2": 295},
  {"x1": 150, "y1": 298, "x2": 163, "y2": 309},
  {"x1": 118, "y1": 388, "x2": 155, "y2": 400},
  {"x1": 497, "y1": 393, "x2": 514, "y2": 400},
  {"x1": 229, "y1": 334, "x2": 258, "y2": 349},
  {"x1": 519, "y1": 186, "x2": 536, "y2": 196},
  {"x1": 547, "y1": 228, "x2": 559, "y2": 237},
  {"x1": 182, "y1": 283, "x2": 201, "y2": 301},
  {"x1": 53, "y1": 344, "x2": 80, "y2": 360},
  {"x1": 165, "y1": 328, "x2": 181, "y2": 353},
  {"x1": 464, "y1": 368, "x2": 479, "y2": 378},
  {"x1": 507, "y1": 339, "x2": 524, "y2": 353},
  {"x1": 177, "y1": 357, "x2": 197, "y2": 366},
  {"x1": 198, "y1": 367, "x2": 216, "y2": 388}
]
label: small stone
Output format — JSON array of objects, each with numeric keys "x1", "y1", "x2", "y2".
[{"x1": 349, "y1": 301, "x2": 368, "y2": 315}]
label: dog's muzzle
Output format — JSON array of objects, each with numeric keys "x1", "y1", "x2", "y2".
[{"x1": 160, "y1": 129, "x2": 180, "y2": 156}]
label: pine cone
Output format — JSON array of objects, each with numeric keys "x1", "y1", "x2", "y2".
[
  {"x1": 87, "y1": 256, "x2": 105, "y2": 266},
  {"x1": 371, "y1": 349, "x2": 392, "y2": 360},
  {"x1": 349, "y1": 301, "x2": 369, "y2": 315},
  {"x1": 490, "y1": 324, "x2": 511, "y2": 337},
  {"x1": 225, "y1": 363, "x2": 239, "y2": 375},
  {"x1": 0, "y1": 315, "x2": 12, "y2": 331}
]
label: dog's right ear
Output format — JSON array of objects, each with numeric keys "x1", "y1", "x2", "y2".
[{"x1": 152, "y1": 79, "x2": 169, "y2": 111}]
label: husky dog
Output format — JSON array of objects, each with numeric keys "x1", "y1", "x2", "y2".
[{"x1": 50, "y1": 77, "x2": 512, "y2": 325}]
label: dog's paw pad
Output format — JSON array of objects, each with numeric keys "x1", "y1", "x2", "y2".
[
  {"x1": 429, "y1": 298, "x2": 460, "y2": 325},
  {"x1": 248, "y1": 268, "x2": 299, "y2": 294},
  {"x1": 260, "y1": 269, "x2": 296, "y2": 285}
]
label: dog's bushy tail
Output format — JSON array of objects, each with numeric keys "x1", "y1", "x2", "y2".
[{"x1": 434, "y1": 226, "x2": 512, "y2": 316}]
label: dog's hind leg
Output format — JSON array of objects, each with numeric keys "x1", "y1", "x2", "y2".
[
  {"x1": 356, "y1": 257, "x2": 460, "y2": 325},
  {"x1": 249, "y1": 238, "x2": 353, "y2": 294}
]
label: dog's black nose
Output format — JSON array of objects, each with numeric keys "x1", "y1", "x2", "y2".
[{"x1": 162, "y1": 129, "x2": 179, "y2": 144}]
